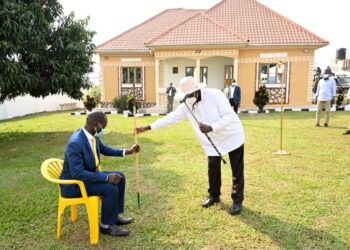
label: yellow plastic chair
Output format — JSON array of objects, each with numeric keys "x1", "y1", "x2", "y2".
[{"x1": 41, "y1": 158, "x2": 101, "y2": 245}]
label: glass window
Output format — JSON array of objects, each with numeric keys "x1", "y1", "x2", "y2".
[
  {"x1": 259, "y1": 63, "x2": 285, "y2": 85},
  {"x1": 200, "y1": 67, "x2": 208, "y2": 83},
  {"x1": 122, "y1": 68, "x2": 128, "y2": 83},
  {"x1": 225, "y1": 65, "x2": 233, "y2": 80},
  {"x1": 186, "y1": 67, "x2": 194, "y2": 77},
  {"x1": 122, "y1": 67, "x2": 142, "y2": 84},
  {"x1": 136, "y1": 67, "x2": 141, "y2": 83}
]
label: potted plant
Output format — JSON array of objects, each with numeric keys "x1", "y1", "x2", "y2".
[
  {"x1": 335, "y1": 93, "x2": 344, "y2": 107},
  {"x1": 112, "y1": 95, "x2": 128, "y2": 113},
  {"x1": 253, "y1": 85, "x2": 270, "y2": 112},
  {"x1": 83, "y1": 95, "x2": 96, "y2": 112}
]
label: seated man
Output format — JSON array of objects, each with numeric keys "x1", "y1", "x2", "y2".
[{"x1": 60, "y1": 111, "x2": 140, "y2": 237}]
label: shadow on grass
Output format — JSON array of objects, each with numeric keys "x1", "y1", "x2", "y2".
[{"x1": 238, "y1": 207, "x2": 348, "y2": 249}]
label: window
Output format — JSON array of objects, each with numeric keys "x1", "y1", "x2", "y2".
[
  {"x1": 185, "y1": 67, "x2": 195, "y2": 77},
  {"x1": 200, "y1": 67, "x2": 208, "y2": 83},
  {"x1": 224, "y1": 65, "x2": 233, "y2": 85},
  {"x1": 172, "y1": 67, "x2": 178, "y2": 74},
  {"x1": 259, "y1": 63, "x2": 285, "y2": 85},
  {"x1": 185, "y1": 67, "x2": 208, "y2": 82},
  {"x1": 122, "y1": 67, "x2": 142, "y2": 84}
]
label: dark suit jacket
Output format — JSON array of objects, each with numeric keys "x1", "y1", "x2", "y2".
[
  {"x1": 60, "y1": 128, "x2": 124, "y2": 196},
  {"x1": 228, "y1": 85, "x2": 241, "y2": 105}
]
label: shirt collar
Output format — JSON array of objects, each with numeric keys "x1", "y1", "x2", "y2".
[{"x1": 82, "y1": 126, "x2": 94, "y2": 141}]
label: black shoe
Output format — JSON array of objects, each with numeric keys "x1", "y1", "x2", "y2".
[
  {"x1": 229, "y1": 203, "x2": 242, "y2": 215},
  {"x1": 202, "y1": 196, "x2": 220, "y2": 208},
  {"x1": 324, "y1": 123, "x2": 328, "y2": 127},
  {"x1": 315, "y1": 123, "x2": 320, "y2": 127},
  {"x1": 343, "y1": 130, "x2": 350, "y2": 135},
  {"x1": 100, "y1": 224, "x2": 129, "y2": 237},
  {"x1": 115, "y1": 216, "x2": 133, "y2": 226}
]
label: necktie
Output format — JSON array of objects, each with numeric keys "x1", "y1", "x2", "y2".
[{"x1": 92, "y1": 137, "x2": 100, "y2": 169}]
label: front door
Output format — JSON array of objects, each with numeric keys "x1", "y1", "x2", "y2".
[{"x1": 120, "y1": 67, "x2": 144, "y2": 100}]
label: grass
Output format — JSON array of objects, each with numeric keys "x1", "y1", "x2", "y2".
[{"x1": 0, "y1": 111, "x2": 349, "y2": 249}]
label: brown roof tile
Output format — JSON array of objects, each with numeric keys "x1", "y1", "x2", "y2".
[
  {"x1": 96, "y1": 8, "x2": 201, "y2": 52},
  {"x1": 205, "y1": 0, "x2": 328, "y2": 45},
  {"x1": 96, "y1": 0, "x2": 328, "y2": 52},
  {"x1": 146, "y1": 13, "x2": 246, "y2": 46}
]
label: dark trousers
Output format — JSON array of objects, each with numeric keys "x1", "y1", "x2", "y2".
[
  {"x1": 167, "y1": 96, "x2": 174, "y2": 113},
  {"x1": 229, "y1": 99, "x2": 239, "y2": 113},
  {"x1": 61, "y1": 171, "x2": 125, "y2": 225},
  {"x1": 207, "y1": 144, "x2": 244, "y2": 204}
]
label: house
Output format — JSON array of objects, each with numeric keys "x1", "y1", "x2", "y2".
[{"x1": 95, "y1": 0, "x2": 328, "y2": 111}]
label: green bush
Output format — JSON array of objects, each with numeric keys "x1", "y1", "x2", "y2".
[
  {"x1": 83, "y1": 95, "x2": 96, "y2": 111},
  {"x1": 335, "y1": 93, "x2": 344, "y2": 106},
  {"x1": 112, "y1": 95, "x2": 128, "y2": 112},
  {"x1": 253, "y1": 85, "x2": 270, "y2": 111},
  {"x1": 87, "y1": 86, "x2": 101, "y2": 105}
]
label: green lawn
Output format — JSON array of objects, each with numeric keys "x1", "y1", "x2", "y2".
[{"x1": 0, "y1": 111, "x2": 349, "y2": 249}]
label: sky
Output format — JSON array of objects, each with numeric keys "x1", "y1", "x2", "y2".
[{"x1": 60, "y1": 0, "x2": 350, "y2": 83}]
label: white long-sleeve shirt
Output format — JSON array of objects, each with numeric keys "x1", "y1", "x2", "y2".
[
  {"x1": 150, "y1": 88, "x2": 245, "y2": 156},
  {"x1": 316, "y1": 77, "x2": 337, "y2": 101}
]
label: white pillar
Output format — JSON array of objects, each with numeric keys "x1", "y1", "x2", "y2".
[
  {"x1": 234, "y1": 58, "x2": 238, "y2": 81},
  {"x1": 196, "y1": 58, "x2": 201, "y2": 82},
  {"x1": 155, "y1": 59, "x2": 159, "y2": 106}
]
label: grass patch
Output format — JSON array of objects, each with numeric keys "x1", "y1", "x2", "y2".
[{"x1": 0, "y1": 111, "x2": 349, "y2": 249}]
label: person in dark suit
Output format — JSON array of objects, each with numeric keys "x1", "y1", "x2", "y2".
[
  {"x1": 166, "y1": 82, "x2": 177, "y2": 113},
  {"x1": 60, "y1": 111, "x2": 140, "y2": 237},
  {"x1": 225, "y1": 79, "x2": 241, "y2": 113}
]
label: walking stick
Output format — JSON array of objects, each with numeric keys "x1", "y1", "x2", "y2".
[
  {"x1": 180, "y1": 98, "x2": 227, "y2": 165},
  {"x1": 133, "y1": 106, "x2": 141, "y2": 209}
]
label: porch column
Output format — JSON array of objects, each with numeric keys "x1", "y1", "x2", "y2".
[
  {"x1": 196, "y1": 58, "x2": 201, "y2": 82},
  {"x1": 234, "y1": 58, "x2": 238, "y2": 81},
  {"x1": 155, "y1": 59, "x2": 160, "y2": 105}
]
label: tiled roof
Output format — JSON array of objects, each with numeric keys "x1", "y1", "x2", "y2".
[
  {"x1": 96, "y1": 0, "x2": 328, "y2": 52},
  {"x1": 146, "y1": 13, "x2": 246, "y2": 46},
  {"x1": 205, "y1": 0, "x2": 327, "y2": 45},
  {"x1": 96, "y1": 9, "x2": 201, "y2": 52}
]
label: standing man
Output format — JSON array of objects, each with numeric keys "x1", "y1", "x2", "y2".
[
  {"x1": 60, "y1": 111, "x2": 140, "y2": 237},
  {"x1": 315, "y1": 69, "x2": 337, "y2": 127},
  {"x1": 343, "y1": 90, "x2": 350, "y2": 135},
  {"x1": 166, "y1": 82, "x2": 177, "y2": 113},
  {"x1": 224, "y1": 79, "x2": 241, "y2": 113},
  {"x1": 136, "y1": 77, "x2": 245, "y2": 215}
]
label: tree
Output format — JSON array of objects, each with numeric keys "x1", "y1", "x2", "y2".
[{"x1": 0, "y1": 0, "x2": 96, "y2": 103}]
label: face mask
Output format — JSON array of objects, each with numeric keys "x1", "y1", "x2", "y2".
[
  {"x1": 95, "y1": 123, "x2": 105, "y2": 137},
  {"x1": 323, "y1": 74, "x2": 329, "y2": 79}
]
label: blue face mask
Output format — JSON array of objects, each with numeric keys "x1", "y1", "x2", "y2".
[{"x1": 95, "y1": 123, "x2": 105, "y2": 137}]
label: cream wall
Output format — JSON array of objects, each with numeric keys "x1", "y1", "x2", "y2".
[
  {"x1": 163, "y1": 57, "x2": 233, "y2": 90},
  {"x1": 238, "y1": 48, "x2": 315, "y2": 107},
  {"x1": 100, "y1": 54, "x2": 156, "y2": 102},
  {"x1": 99, "y1": 47, "x2": 315, "y2": 107}
]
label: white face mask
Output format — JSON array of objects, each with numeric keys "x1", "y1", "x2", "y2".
[{"x1": 323, "y1": 74, "x2": 329, "y2": 79}]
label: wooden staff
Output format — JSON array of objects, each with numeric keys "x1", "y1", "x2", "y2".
[{"x1": 133, "y1": 105, "x2": 141, "y2": 208}]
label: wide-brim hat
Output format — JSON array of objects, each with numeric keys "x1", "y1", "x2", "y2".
[{"x1": 175, "y1": 76, "x2": 206, "y2": 100}]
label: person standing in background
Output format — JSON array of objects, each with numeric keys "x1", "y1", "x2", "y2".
[
  {"x1": 315, "y1": 69, "x2": 337, "y2": 127},
  {"x1": 166, "y1": 83, "x2": 177, "y2": 113}
]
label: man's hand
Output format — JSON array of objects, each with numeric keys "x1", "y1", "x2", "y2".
[
  {"x1": 125, "y1": 144, "x2": 141, "y2": 155},
  {"x1": 107, "y1": 173, "x2": 122, "y2": 184},
  {"x1": 199, "y1": 123, "x2": 213, "y2": 134},
  {"x1": 135, "y1": 126, "x2": 150, "y2": 135}
]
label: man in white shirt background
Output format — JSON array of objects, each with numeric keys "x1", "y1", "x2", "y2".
[
  {"x1": 315, "y1": 69, "x2": 337, "y2": 127},
  {"x1": 343, "y1": 90, "x2": 350, "y2": 135},
  {"x1": 136, "y1": 76, "x2": 245, "y2": 215}
]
